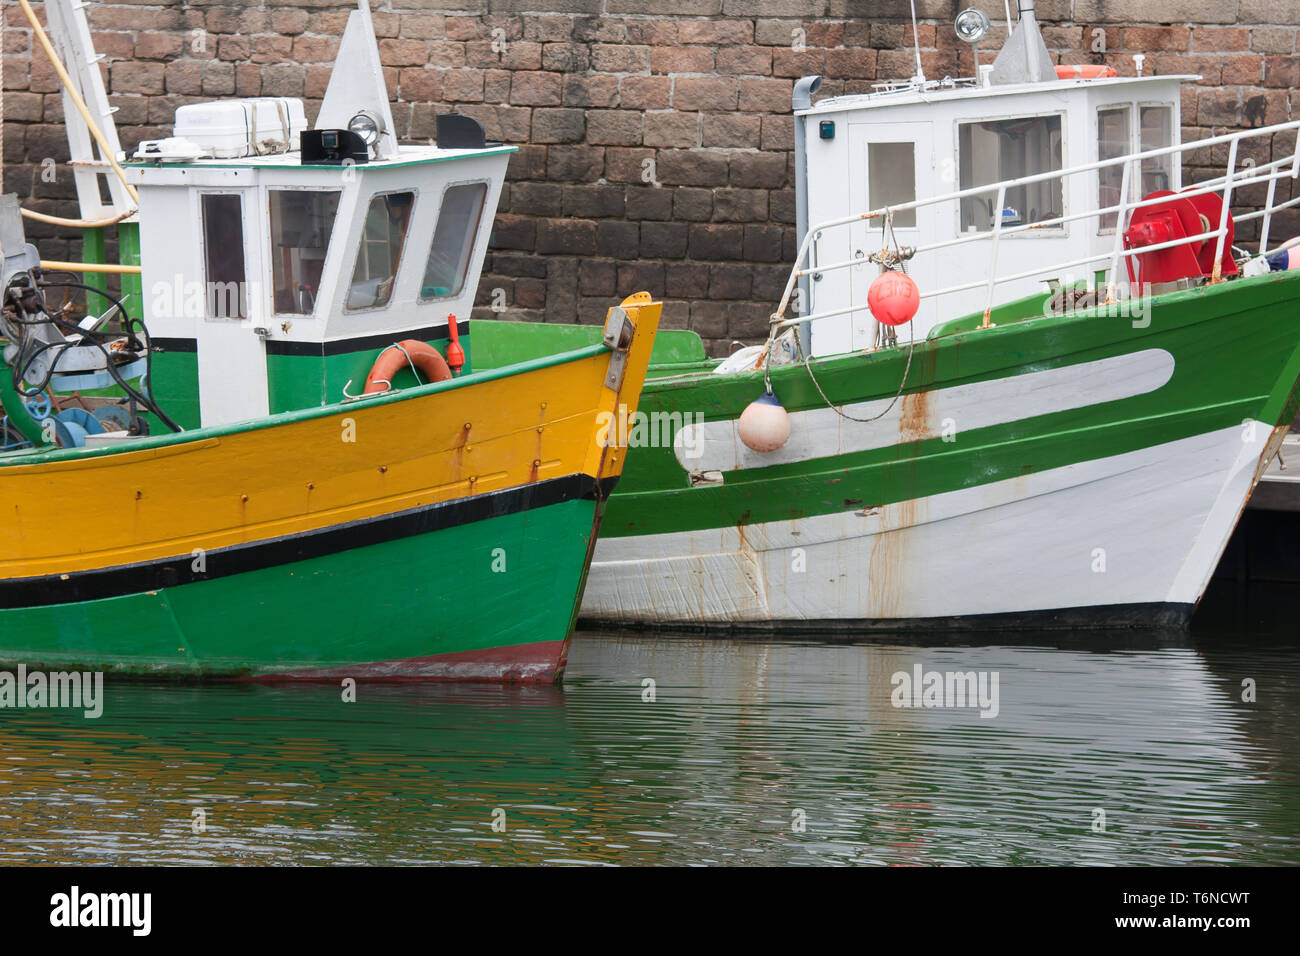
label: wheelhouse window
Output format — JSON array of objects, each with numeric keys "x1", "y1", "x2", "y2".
[
  {"x1": 1140, "y1": 105, "x2": 1175, "y2": 195},
  {"x1": 1097, "y1": 106, "x2": 1132, "y2": 232},
  {"x1": 200, "y1": 193, "x2": 247, "y2": 319},
  {"x1": 867, "y1": 143, "x2": 917, "y2": 229},
  {"x1": 269, "y1": 189, "x2": 340, "y2": 315},
  {"x1": 958, "y1": 115, "x2": 1064, "y2": 233},
  {"x1": 421, "y1": 182, "x2": 488, "y2": 300},
  {"x1": 346, "y1": 191, "x2": 415, "y2": 311}
]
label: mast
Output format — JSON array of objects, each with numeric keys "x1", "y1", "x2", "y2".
[
  {"x1": 40, "y1": 0, "x2": 134, "y2": 222},
  {"x1": 989, "y1": 0, "x2": 1056, "y2": 86}
]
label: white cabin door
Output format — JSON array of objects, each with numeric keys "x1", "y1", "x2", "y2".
[
  {"x1": 197, "y1": 322, "x2": 269, "y2": 426},
  {"x1": 815, "y1": 122, "x2": 936, "y2": 355},
  {"x1": 194, "y1": 189, "x2": 270, "y2": 427}
]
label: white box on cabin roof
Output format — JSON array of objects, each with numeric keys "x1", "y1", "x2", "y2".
[{"x1": 174, "y1": 98, "x2": 308, "y2": 159}]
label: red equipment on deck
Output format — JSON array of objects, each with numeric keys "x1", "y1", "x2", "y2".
[{"x1": 1123, "y1": 188, "x2": 1238, "y2": 285}]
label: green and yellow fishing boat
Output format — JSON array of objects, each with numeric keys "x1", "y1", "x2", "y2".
[{"x1": 0, "y1": 0, "x2": 660, "y2": 681}]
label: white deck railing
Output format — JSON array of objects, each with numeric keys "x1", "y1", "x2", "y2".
[{"x1": 774, "y1": 120, "x2": 1300, "y2": 334}]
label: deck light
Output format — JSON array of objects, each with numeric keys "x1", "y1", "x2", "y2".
[
  {"x1": 347, "y1": 110, "x2": 382, "y2": 148},
  {"x1": 955, "y1": 8, "x2": 990, "y2": 45}
]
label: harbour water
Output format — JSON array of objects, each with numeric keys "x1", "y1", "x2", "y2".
[{"x1": 1, "y1": 579, "x2": 1297, "y2": 866}]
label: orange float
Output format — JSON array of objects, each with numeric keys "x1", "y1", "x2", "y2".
[
  {"x1": 1055, "y1": 64, "x2": 1118, "y2": 80},
  {"x1": 363, "y1": 340, "x2": 453, "y2": 395}
]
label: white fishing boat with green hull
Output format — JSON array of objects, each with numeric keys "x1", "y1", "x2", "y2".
[{"x1": 574, "y1": 7, "x2": 1300, "y2": 629}]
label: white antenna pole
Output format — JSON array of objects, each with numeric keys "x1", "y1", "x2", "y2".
[
  {"x1": 1004, "y1": 1, "x2": 1014, "y2": 34},
  {"x1": 909, "y1": 0, "x2": 925, "y2": 82}
]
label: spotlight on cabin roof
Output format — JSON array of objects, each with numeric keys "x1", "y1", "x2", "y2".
[
  {"x1": 347, "y1": 110, "x2": 383, "y2": 149},
  {"x1": 954, "y1": 8, "x2": 990, "y2": 45}
]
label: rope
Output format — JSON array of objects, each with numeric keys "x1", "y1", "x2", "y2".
[
  {"x1": 385, "y1": 342, "x2": 423, "y2": 386},
  {"x1": 767, "y1": 207, "x2": 919, "y2": 424},
  {"x1": 39, "y1": 258, "x2": 141, "y2": 274},
  {"x1": 798, "y1": 319, "x2": 916, "y2": 424},
  {"x1": 17, "y1": 0, "x2": 139, "y2": 204},
  {"x1": 4, "y1": 2, "x2": 140, "y2": 230},
  {"x1": 23, "y1": 207, "x2": 137, "y2": 229}
]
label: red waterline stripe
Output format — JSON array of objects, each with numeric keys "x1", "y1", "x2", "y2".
[{"x1": 246, "y1": 640, "x2": 569, "y2": 685}]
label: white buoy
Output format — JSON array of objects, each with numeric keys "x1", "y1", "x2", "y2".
[{"x1": 738, "y1": 390, "x2": 791, "y2": 452}]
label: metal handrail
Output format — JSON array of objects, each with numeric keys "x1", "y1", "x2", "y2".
[{"x1": 776, "y1": 119, "x2": 1300, "y2": 333}]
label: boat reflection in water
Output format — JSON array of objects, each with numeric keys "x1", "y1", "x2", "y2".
[{"x1": 2, "y1": 584, "x2": 1297, "y2": 865}]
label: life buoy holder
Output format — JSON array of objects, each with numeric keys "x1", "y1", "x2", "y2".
[
  {"x1": 363, "y1": 340, "x2": 453, "y2": 395},
  {"x1": 1055, "y1": 64, "x2": 1118, "y2": 80}
]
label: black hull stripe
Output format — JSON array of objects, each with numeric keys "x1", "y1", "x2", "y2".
[
  {"x1": 152, "y1": 322, "x2": 472, "y2": 357},
  {"x1": 1, "y1": 473, "x2": 617, "y2": 609},
  {"x1": 580, "y1": 601, "x2": 1194, "y2": 634}
]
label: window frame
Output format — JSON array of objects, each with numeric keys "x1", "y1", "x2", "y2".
[
  {"x1": 418, "y1": 179, "x2": 491, "y2": 304},
  {"x1": 264, "y1": 185, "x2": 343, "y2": 319},
  {"x1": 866, "y1": 142, "x2": 918, "y2": 229},
  {"x1": 343, "y1": 187, "x2": 420, "y2": 316},
  {"x1": 953, "y1": 109, "x2": 1068, "y2": 238},
  {"x1": 197, "y1": 190, "x2": 249, "y2": 321},
  {"x1": 1137, "y1": 102, "x2": 1177, "y2": 197},
  {"x1": 1096, "y1": 103, "x2": 1134, "y2": 236}
]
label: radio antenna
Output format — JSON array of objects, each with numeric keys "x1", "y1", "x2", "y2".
[{"x1": 909, "y1": 0, "x2": 925, "y2": 82}]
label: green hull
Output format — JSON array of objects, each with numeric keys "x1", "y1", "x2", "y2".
[
  {"x1": 571, "y1": 271, "x2": 1300, "y2": 624},
  {"x1": 604, "y1": 272, "x2": 1300, "y2": 535},
  {"x1": 0, "y1": 488, "x2": 599, "y2": 681}
]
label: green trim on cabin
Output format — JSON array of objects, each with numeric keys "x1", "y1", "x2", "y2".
[
  {"x1": 143, "y1": 349, "x2": 201, "y2": 432},
  {"x1": 122, "y1": 145, "x2": 517, "y2": 174},
  {"x1": 268, "y1": 331, "x2": 474, "y2": 414},
  {"x1": 0, "y1": 492, "x2": 594, "y2": 676},
  {"x1": 144, "y1": 333, "x2": 477, "y2": 430},
  {"x1": 599, "y1": 269, "x2": 1300, "y2": 538}
]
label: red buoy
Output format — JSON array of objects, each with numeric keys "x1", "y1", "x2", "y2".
[{"x1": 868, "y1": 270, "x2": 920, "y2": 327}]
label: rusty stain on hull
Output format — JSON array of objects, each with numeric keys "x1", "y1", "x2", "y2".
[
  {"x1": 865, "y1": 496, "x2": 921, "y2": 620},
  {"x1": 898, "y1": 388, "x2": 936, "y2": 445},
  {"x1": 861, "y1": 391, "x2": 935, "y2": 620}
]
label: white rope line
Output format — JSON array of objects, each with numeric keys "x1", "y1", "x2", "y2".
[{"x1": 383, "y1": 342, "x2": 424, "y2": 387}]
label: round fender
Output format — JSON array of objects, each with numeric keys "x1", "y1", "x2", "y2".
[{"x1": 363, "y1": 340, "x2": 453, "y2": 395}]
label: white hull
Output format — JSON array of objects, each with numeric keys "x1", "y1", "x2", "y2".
[{"x1": 583, "y1": 421, "x2": 1280, "y2": 625}]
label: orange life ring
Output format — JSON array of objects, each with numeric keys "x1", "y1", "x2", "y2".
[
  {"x1": 363, "y1": 340, "x2": 453, "y2": 395},
  {"x1": 1055, "y1": 64, "x2": 1118, "y2": 80}
]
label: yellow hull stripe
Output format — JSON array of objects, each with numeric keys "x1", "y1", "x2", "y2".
[{"x1": 0, "y1": 299, "x2": 660, "y2": 579}]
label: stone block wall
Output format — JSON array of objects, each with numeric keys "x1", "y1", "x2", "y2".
[{"x1": 2, "y1": 1, "x2": 1297, "y2": 352}]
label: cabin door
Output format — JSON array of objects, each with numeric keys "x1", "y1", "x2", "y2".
[
  {"x1": 197, "y1": 323, "x2": 269, "y2": 427},
  {"x1": 194, "y1": 190, "x2": 270, "y2": 427},
  {"x1": 835, "y1": 122, "x2": 936, "y2": 353}
]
